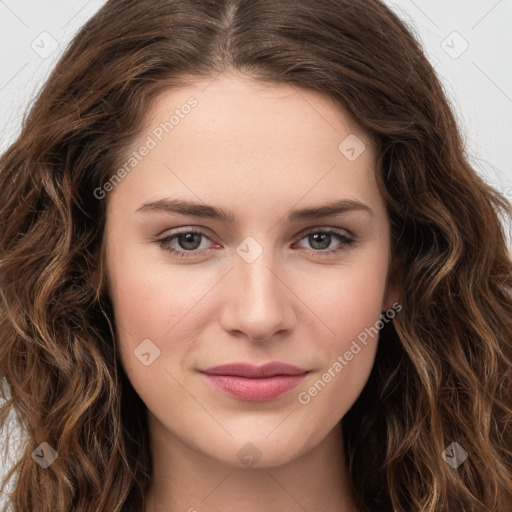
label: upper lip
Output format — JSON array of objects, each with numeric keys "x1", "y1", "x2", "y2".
[{"x1": 199, "y1": 362, "x2": 309, "y2": 378}]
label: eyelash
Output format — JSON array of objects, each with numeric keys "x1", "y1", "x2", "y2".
[{"x1": 154, "y1": 227, "x2": 356, "y2": 259}]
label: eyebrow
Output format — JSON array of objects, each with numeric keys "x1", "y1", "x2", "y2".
[{"x1": 136, "y1": 198, "x2": 373, "y2": 222}]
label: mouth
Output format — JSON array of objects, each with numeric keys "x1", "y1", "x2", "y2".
[{"x1": 198, "y1": 362, "x2": 310, "y2": 401}]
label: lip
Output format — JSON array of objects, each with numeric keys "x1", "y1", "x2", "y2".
[
  {"x1": 199, "y1": 362, "x2": 310, "y2": 401},
  {"x1": 200, "y1": 362, "x2": 308, "y2": 378}
]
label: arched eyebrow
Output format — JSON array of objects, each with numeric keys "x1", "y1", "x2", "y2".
[{"x1": 136, "y1": 198, "x2": 373, "y2": 222}]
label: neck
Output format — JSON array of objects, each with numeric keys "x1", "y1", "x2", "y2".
[{"x1": 144, "y1": 414, "x2": 358, "y2": 512}]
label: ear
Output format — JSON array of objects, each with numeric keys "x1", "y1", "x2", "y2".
[{"x1": 382, "y1": 250, "x2": 404, "y2": 312}]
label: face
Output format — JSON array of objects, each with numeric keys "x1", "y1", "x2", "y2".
[{"x1": 101, "y1": 75, "x2": 397, "y2": 468}]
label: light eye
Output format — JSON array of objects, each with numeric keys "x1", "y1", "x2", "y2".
[
  {"x1": 154, "y1": 227, "x2": 356, "y2": 259},
  {"x1": 155, "y1": 229, "x2": 217, "y2": 259},
  {"x1": 293, "y1": 228, "x2": 355, "y2": 256}
]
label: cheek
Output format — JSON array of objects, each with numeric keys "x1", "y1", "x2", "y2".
[
  {"x1": 105, "y1": 247, "x2": 216, "y2": 390},
  {"x1": 293, "y1": 254, "x2": 388, "y2": 413},
  {"x1": 107, "y1": 267, "x2": 204, "y2": 414},
  {"x1": 106, "y1": 239, "x2": 218, "y2": 341},
  {"x1": 303, "y1": 251, "x2": 389, "y2": 344}
]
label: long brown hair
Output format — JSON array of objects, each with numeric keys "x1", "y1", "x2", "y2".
[{"x1": 1, "y1": 0, "x2": 511, "y2": 510}]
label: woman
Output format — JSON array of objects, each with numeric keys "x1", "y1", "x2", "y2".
[{"x1": 1, "y1": 0, "x2": 511, "y2": 510}]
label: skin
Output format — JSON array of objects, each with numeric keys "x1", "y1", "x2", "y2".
[{"x1": 100, "y1": 74, "x2": 400, "y2": 512}]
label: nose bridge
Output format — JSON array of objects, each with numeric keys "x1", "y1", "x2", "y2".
[
  {"x1": 238, "y1": 247, "x2": 281, "y2": 303},
  {"x1": 222, "y1": 237, "x2": 292, "y2": 341}
]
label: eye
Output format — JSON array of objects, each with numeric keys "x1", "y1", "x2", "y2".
[
  {"x1": 154, "y1": 228, "x2": 218, "y2": 259},
  {"x1": 292, "y1": 228, "x2": 356, "y2": 256},
  {"x1": 154, "y1": 227, "x2": 356, "y2": 259}
]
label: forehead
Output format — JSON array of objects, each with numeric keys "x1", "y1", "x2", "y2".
[
  {"x1": 144, "y1": 75, "x2": 365, "y2": 151},
  {"x1": 106, "y1": 75, "x2": 381, "y2": 218}
]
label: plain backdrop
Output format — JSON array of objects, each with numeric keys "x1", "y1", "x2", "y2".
[{"x1": 0, "y1": 0, "x2": 512, "y2": 502}]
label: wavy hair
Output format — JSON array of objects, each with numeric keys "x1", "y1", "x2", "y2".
[{"x1": 1, "y1": 0, "x2": 511, "y2": 510}]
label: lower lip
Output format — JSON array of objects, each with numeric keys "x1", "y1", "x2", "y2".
[{"x1": 200, "y1": 373, "x2": 308, "y2": 401}]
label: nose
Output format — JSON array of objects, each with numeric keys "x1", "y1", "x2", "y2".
[{"x1": 219, "y1": 249, "x2": 295, "y2": 343}]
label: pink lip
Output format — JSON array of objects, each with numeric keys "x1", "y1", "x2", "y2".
[{"x1": 199, "y1": 362, "x2": 310, "y2": 401}]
